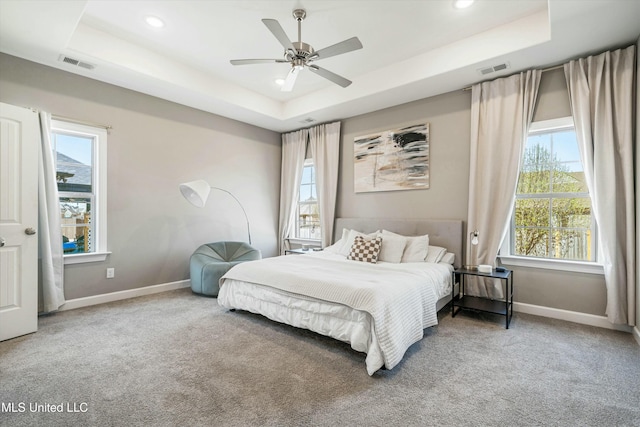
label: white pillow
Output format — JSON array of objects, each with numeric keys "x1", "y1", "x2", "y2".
[
  {"x1": 425, "y1": 245, "x2": 447, "y2": 263},
  {"x1": 439, "y1": 252, "x2": 455, "y2": 265},
  {"x1": 323, "y1": 228, "x2": 349, "y2": 254},
  {"x1": 339, "y1": 229, "x2": 380, "y2": 257},
  {"x1": 380, "y1": 230, "x2": 428, "y2": 262},
  {"x1": 378, "y1": 231, "x2": 407, "y2": 263},
  {"x1": 403, "y1": 235, "x2": 430, "y2": 262}
]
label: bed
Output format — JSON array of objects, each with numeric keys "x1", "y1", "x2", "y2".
[{"x1": 218, "y1": 218, "x2": 463, "y2": 375}]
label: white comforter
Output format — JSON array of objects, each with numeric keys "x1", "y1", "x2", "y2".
[{"x1": 219, "y1": 252, "x2": 453, "y2": 374}]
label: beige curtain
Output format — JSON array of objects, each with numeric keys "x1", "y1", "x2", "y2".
[
  {"x1": 564, "y1": 46, "x2": 636, "y2": 325},
  {"x1": 277, "y1": 129, "x2": 308, "y2": 255},
  {"x1": 38, "y1": 111, "x2": 65, "y2": 312},
  {"x1": 309, "y1": 122, "x2": 341, "y2": 248},
  {"x1": 467, "y1": 70, "x2": 541, "y2": 298}
]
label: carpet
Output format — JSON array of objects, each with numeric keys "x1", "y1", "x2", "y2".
[{"x1": 1, "y1": 288, "x2": 638, "y2": 426}]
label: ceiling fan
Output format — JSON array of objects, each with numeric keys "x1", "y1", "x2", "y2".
[{"x1": 230, "y1": 9, "x2": 363, "y2": 92}]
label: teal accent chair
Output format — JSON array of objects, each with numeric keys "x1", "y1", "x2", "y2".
[{"x1": 190, "y1": 241, "x2": 261, "y2": 297}]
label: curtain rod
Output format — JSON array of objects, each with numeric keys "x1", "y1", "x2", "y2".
[
  {"x1": 51, "y1": 114, "x2": 113, "y2": 132},
  {"x1": 462, "y1": 63, "x2": 565, "y2": 91}
]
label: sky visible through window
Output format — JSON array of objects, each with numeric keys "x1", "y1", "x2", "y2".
[
  {"x1": 526, "y1": 130, "x2": 582, "y2": 172},
  {"x1": 54, "y1": 133, "x2": 92, "y2": 165},
  {"x1": 299, "y1": 165, "x2": 316, "y2": 201}
]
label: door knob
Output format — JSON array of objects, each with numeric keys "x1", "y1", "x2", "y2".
[
  {"x1": 0, "y1": 237, "x2": 5, "y2": 247},
  {"x1": 25, "y1": 227, "x2": 37, "y2": 235}
]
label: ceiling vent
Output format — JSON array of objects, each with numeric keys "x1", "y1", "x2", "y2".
[
  {"x1": 477, "y1": 62, "x2": 510, "y2": 76},
  {"x1": 300, "y1": 117, "x2": 315, "y2": 124},
  {"x1": 58, "y1": 55, "x2": 95, "y2": 70}
]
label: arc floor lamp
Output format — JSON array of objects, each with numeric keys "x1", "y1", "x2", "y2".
[{"x1": 179, "y1": 179, "x2": 252, "y2": 244}]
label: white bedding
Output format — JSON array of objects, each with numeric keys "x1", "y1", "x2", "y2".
[{"x1": 218, "y1": 251, "x2": 453, "y2": 375}]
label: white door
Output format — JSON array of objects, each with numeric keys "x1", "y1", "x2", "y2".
[{"x1": 0, "y1": 102, "x2": 39, "y2": 341}]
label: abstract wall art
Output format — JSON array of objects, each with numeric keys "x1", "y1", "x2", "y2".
[{"x1": 354, "y1": 123, "x2": 430, "y2": 193}]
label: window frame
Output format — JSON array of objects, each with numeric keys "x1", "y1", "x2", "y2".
[
  {"x1": 290, "y1": 158, "x2": 321, "y2": 244},
  {"x1": 499, "y1": 117, "x2": 603, "y2": 275},
  {"x1": 51, "y1": 119, "x2": 110, "y2": 264}
]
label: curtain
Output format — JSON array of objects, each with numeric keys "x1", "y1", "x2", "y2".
[
  {"x1": 467, "y1": 70, "x2": 541, "y2": 298},
  {"x1": 309, "y1": 122, "x2": 341, "y2": 249},
  {"x1": 38, "y1": 112, "x2": 65, "y2": 312},
  {"x1": 564, "y1": 46, "x2": 636, "y2": 325},
  {"x1": 277, "y1": 129, "x2": 308, "y2": 255}
]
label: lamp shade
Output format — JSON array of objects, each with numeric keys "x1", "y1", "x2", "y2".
[{"x1": 179, "y1": 179, "x2": 211, "y2": 208}]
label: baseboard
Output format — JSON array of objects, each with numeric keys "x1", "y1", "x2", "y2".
[
  {"x1": 58, "y1": 280, "x2": 191, "y2": 311},
  {"x1": 633, "y1": 326, "x2": 640, "y2": 347},
  {"x1": 55, "y1": 283, "x2": 640, "y2": 347},
  {"x1": 513, "y1": 302, "x2": 633, "y2": 333}
]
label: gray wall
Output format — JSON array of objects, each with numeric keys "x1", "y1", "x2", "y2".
[
  {"x1": 636, "y1": 35, "x2": 640, "y2": 330},
  {"x1": 339, "y1": 89, "x2": 471, "y2": 222},
  {"x1": 337, "y1": 68, "x2": 608, "y2": 316},
  {"x1": 0, "y1": 53, "x2": 281, "y2": 300},
  {"x1": 0, "y1": 52, "x2": 625, "y2": 318}
]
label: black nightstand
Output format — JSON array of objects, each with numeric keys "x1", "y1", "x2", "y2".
[{"x1": 452, "y1": 268, "x2": 513, "y2": 328}]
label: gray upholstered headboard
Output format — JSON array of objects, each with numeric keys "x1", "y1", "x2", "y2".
[{"x1": 334, "y1": 218, "x2": 464, "y2": 268}]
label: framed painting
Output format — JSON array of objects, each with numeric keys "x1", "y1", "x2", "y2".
[{"x1": 354, "y1": 123, "x2": 430, "y2": 193}]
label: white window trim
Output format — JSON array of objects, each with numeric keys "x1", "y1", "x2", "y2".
[
  {"x1": 294, "y1": 159, "x2": 321, "y2": 242},
  {"x1": 51, "y1": 120, "x2": 108, "y2": 265},
  {"x1": 499, "y1": 116, "x2": 602, "y2": 275},
  {"x1": 498, "y1": 256, "x2": 603, "y2": 275},
  {"x1": 64, "y1": 251, "x2": 111, "y2": 265},
  {"x1": 529, "y1": 116, "x2": 574, "y2": 133}
]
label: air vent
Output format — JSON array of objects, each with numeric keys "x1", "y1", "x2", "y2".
[
  {"x1": 58, "y1": 55, "x2": 95, "y2": 70},
  {"x1": 477, "y1": 62, "x2": 510, "y2": 76},
  {"x1": 300, "y1": 117, "x2": 315, "y2": 124}
]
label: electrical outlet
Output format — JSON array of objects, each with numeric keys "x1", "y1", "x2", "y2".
[{"x1": 106, "y1": 268, "x2": 115, "y2": 279}]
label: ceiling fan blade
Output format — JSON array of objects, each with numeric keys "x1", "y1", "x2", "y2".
[
  {"x1": 309, "y1": 37, "x2": 363, "y2": 61},
  {"x1": 308, "y1": 65, "x2": 352, "y2": 88},
  {"x1": 262, "y1": 19, "x2": 295, "y2": 51},
  {"x1": 281, "y1": 67, "x2": 301, "y2": 92},
  {"x1": 230, "y1": 59, "x2": 289, "y2": 65}
]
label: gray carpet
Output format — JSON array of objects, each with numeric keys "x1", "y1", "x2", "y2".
[{"x1": 1, "y1": 288, "x2": 638, "y2": 427}]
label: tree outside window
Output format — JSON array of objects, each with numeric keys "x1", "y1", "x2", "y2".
[{"x1": 512, "y1": 121, "x2": 596, "y2": 262}]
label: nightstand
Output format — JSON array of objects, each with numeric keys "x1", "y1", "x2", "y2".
[
  {"x1": 452, "y1": 268, "x2": 513, "y2": 328},
  {"x1": 284, "y1": 248, "x2": 313, "y2": 255}
]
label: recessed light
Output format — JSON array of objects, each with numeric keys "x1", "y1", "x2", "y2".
[
  {"x1": 453, "y1": 0, "x2": 475, "y2": 9},
  {"x1": 145, "y1": 16, "x2": 165, "y2": 28},
  {"x1": 275, "y1": 79, "x2": 285, "y2": 86}
]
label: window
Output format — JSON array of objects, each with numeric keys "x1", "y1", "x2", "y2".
[
  {"x1": 501, "y1": 117, "x2": 600, "y2": 273},
  {"x1": 51, "y1": 120, "x2": 108, "y2": 264},
  {"x1": 295, "y1": 159, "x2": 321, "y2": 240}
]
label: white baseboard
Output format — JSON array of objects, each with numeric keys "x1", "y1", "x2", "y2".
[
  {"x1": 55, "y1": 283, "x2": 640, "y2": 348},
  {"x1": 513, "y1": 302, "x2": 633, "y2": 333},
  {"x1": 58, "y1": 280, "x2": 191, "y2": 311},
  {"x1": 633, "y1": 326, "x2": 640, "y2": 346}
]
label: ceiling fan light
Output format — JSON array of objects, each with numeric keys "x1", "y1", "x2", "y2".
[
  {"x1": 453, "y1": 0, "x2": 474, "y2": 9},
  {"x1": 145, "y1": 16, "x2": 165, "y2": 28}
]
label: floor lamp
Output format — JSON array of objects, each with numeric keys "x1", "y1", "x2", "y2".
[{"x1": 179, "y1": 179, "x2": 252, "y2": 244}]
